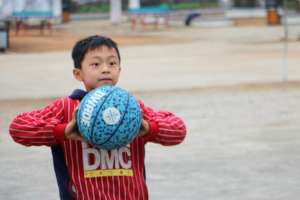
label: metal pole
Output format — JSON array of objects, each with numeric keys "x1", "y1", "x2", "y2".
[{"x1": 282, "y1": 0, "x2": 289, "y2": 81}]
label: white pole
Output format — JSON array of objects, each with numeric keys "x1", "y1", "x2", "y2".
[
  {"x1": 52, "y1": 0, "x2": 62, "y2": 18},
  {"x1": 129, "y1": 0, "x2": 140, "y2": 9},
  {"x1": 282, "y1": 0, "x2": 289, "y2": 81},
  {"x1": 110, "y1": 0, "x2": 122, "y2": 24},
  {"x1": 219, "y1": 0, "x2": 231, "y2": 9}
]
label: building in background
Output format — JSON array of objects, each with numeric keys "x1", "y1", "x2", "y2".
[{"x1": 0, "y1": 0, "x2": 62, "y2": 19}]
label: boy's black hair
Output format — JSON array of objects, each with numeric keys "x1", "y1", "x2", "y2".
[{"x1": 72, "y1": 35, "x2": 121, "y2": 68}]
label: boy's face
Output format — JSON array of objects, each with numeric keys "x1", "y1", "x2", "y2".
[{"x1": 73, "y1": 45, "x2": 121, "y2": 91}]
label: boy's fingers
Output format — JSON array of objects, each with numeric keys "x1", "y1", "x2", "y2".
[
  {"x1": 73, "y1": 133, "x2": 86, "y2": 142},
  {"x1": 72, "y1": 107, "x2": 79, "y2": 120},
  {"x1": 72, "y1": 134, "x2": 83, "y2": 141},
  {"x1": 139, "y1": 120, "x2": 149, "y2": 136}
]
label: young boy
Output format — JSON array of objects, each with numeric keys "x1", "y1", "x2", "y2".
[{"x1": 9, "y1": 35, "x2": 186, "y2": 200}]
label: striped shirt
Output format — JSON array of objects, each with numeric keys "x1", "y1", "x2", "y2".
[{"x1": 9, "y1": 95, "x2": 186, "y2": 200}]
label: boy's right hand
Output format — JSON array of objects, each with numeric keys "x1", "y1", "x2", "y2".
[{"x1": 64, "y1": 108, "x2": 84, "y2": 141}]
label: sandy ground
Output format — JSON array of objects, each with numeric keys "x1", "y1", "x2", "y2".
[{"x1": 1, "y1": 19, "x2": 300, "y2": 199}]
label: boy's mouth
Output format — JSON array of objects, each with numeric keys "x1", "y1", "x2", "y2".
[{"x1": 98, "y1": 78, "x2": 112, "y2": 82}]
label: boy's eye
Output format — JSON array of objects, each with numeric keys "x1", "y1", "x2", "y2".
[
  {"x1": 91, "y1": 63, "x2": 99, "y2": 68},
  {"x1": 110, "y1": 61, "x2": 117, "y2": 66}
]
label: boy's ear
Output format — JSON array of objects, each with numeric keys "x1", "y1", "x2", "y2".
[{"x1": 73, "y1": 68, "x2": 83, "y2": 81}]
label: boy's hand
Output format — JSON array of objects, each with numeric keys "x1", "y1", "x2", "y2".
[
  {"x1": 139, "y1": 119, "x2": 150, "y2": 136},
  {"x1": 65, "y1": 108, "x2": 84, "y2": 141}
]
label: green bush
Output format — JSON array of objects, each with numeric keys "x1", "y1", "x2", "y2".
[
  {"x1": 77, "y1": 4, "x2": 110, "y2": 13},
  {"x1": 170, "y1": 2, "x2": 220, "y2": 10},
  {"x1": 285, "y1": 0, "x2": 300, "y2": 10}
]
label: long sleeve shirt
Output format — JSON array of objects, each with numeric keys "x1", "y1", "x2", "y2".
[{"x1": 9, "y1": 90, "x2": 186, "y2": 200}]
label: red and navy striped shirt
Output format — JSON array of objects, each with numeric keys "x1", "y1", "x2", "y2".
[{"x1": 9, "y1": 90, "x2": 186, "y2": 200}]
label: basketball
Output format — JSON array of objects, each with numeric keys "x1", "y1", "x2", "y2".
[{"x1": 76, "y1": 85, "x2": 142, "y2": 149}]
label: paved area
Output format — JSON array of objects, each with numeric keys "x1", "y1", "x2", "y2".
[{"x1": 0, "y1": 20, "x2": 300, "y2": 199}]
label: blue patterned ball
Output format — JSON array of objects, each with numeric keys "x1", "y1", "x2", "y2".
[{"x1": 77, "y1": 86, "x2": 142, "y2": 149}]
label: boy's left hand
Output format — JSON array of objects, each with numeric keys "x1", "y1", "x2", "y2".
[
  {"x1": 139, "y1": 119, "x2": 149, "y2": 136},
  {"x1": 65, "y1": 107, "x2": 85, "y2": 142}
]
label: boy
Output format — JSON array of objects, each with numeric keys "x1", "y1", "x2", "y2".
[{"x1": 9, "y1": 35, "x2": 186, "y2": 200}]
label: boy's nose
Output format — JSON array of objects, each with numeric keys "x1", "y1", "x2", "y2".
[{"x1": 101, "y1": 64, "x2": 111, "y2": 73}]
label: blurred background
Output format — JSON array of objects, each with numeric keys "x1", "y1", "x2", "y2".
[
  {"x1": 0, "y1": 0, "x2": 299, "y2": 52},
  {"x1": 1, "y1": 0, "x2": 300, "y2": 200}
]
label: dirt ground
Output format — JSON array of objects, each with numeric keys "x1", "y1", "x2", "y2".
[
  {"x1": 9, "y1": 30, "x2": 180, "y2": 53},
  {"x1": 7, "y1": 21, "x2": 188, "y2": 53}
]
